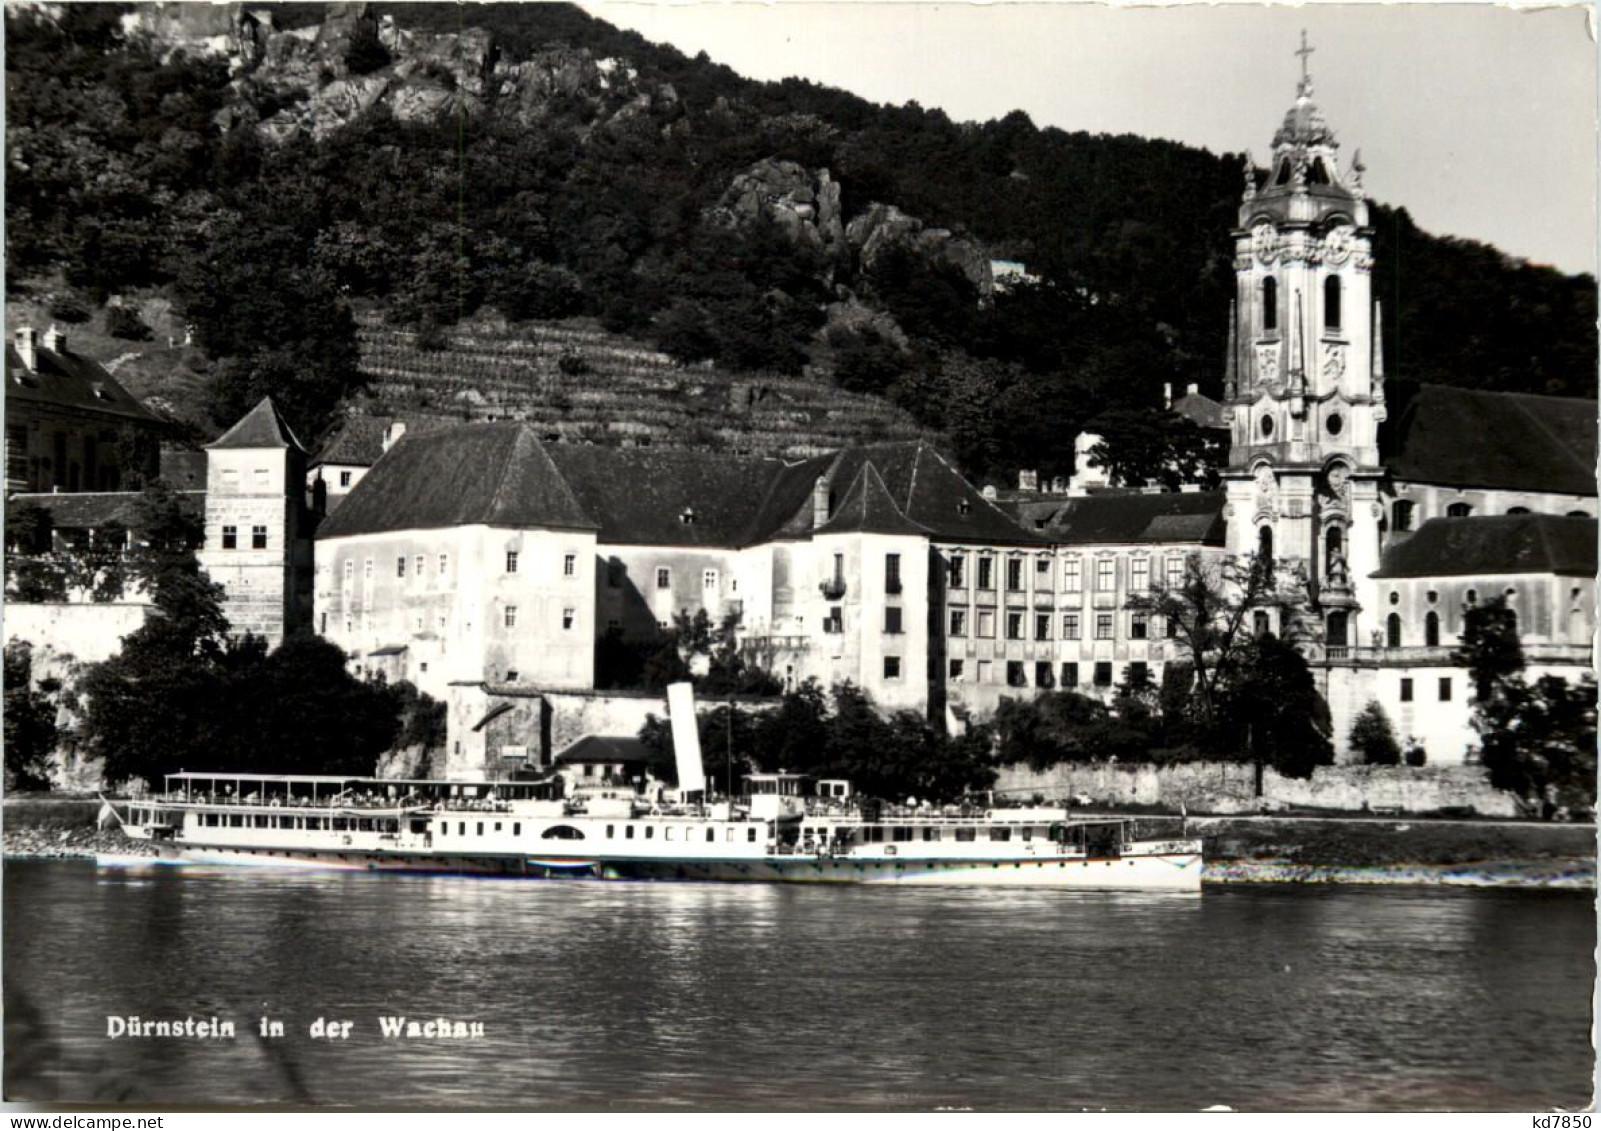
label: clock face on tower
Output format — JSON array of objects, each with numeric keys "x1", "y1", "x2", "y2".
[
  {"x1": 1324, "y1": 224, "x2": 1354, "y2": 265},
  {"x1": 1252, "y1": 222, "x2": 1277, "y2": 265}
]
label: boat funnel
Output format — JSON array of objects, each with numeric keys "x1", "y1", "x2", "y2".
[{"x1": 666, "y1": 682, "x2": 707, "y2": 797}]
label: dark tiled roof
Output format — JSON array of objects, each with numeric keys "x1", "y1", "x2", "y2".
[
  {"x1": 816, "y1": 462, "x2": 932, "y2": 537},
  {"x1": 548, "y1": 445, "x2": 803, "y2": 548},
  {"x1": 1042, "y1": 490, "x2": 1227, "y2": 546},
  {"x1": 159, "y1": 449, "x2": 208, "y2": 489},
  {"x1": 311, "y1": 414, "x2": 457, "y2": 467},
  {"x1": 207, "y1": 397, "x2": 305, "y2": 452},
  {"x1": 799, "y1": 442, "x2": 1045, "y2": 545},
  {"x1": 1373, "y1": 515, "x2": 1597, "y2": 578},
  {"x1": 555, "y1": 734, "x2": 661, "y2": 766},
  {"x1": 316, "y1": 422, "x2": 598, "y2": 538},
  {"x1": 1382, "y1": 384, "x2": 1597, "y2": 497},
  {"x1": 1171, "y1": 391, "x2": 1229, "y2": 430},
  {"x1": 5, "y1": 342, "x2": 162, "y2": 424},
  {"x1": 8, "y1": 490, "x2": 204, "y2": 530}
]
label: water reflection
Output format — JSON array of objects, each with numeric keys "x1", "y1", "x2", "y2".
[{"x1": 5, "y1": 862, "x2": 1593, "y2": 1110}]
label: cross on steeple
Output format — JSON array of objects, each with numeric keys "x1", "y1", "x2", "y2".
[{"x1": 1295, "y1": 30, "x2": 1315, "y2": 92}]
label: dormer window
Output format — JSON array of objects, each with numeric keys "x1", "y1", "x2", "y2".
[
  {"x1": 958, "y1": 500, "x2": 971, "y2": 515},
  {"x1": 679, "y1": 508, "x2": 696, "y2": 525}
]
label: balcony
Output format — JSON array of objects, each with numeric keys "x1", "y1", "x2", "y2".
[{"x1": 819, "y1": 577, "x2": 847, "y2": 600}]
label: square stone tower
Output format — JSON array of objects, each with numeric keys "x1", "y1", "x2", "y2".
[{"x1": 198, "y1": 398, "x2": 314, "y2": 646}]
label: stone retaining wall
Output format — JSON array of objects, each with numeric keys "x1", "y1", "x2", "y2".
[{"x1": 994, "y1": 760, "x2": 1519, "y2": 817}]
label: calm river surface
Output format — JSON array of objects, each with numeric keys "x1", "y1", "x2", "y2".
[{"x1": 5, "y1": 859, "x2": 1594, "y2": 1110}]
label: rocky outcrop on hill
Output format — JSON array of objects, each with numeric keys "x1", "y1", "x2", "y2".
[
  {"x1": 715, "y1": 159, "x2": 847, "y2": 260},
  {"x1": 847, "y1": 202, "x2": 994, "y2": 294}
]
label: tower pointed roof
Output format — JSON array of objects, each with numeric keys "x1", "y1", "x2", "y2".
[{"x1": 206, "y1": 397, "x2": 306, "y2": 452}]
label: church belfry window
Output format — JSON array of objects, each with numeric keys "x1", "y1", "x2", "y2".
[
  {"x1": 1323, "y1": 275, "x2": 1341, "y2": 330},
  {"x1": 1262, "y1": 277, "x2": 1278, "y2": 332}
]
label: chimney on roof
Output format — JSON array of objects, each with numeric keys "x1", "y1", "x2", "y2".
[
  {"x1": 383, "y1": 421, "x2": 408, "y2": 452},
  {"x1": 812, "y1": 476, "x2": 831, "y2": 528},
  {"x1": 1163, "y1": 382, "x2": 1173, "y2": 410},
  {"x1": 1186, "y1": 383, "x2": 1198, "y2": 397},
  {"x1": 42, "y1": 324, "x2": 66, "y2": 354},
  {"x1": 13, "y1": 327, "x2": 37, "y2": 371}
]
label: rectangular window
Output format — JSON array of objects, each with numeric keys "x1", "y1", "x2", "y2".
[
  {"x1": 1006, "y1": 661, "x2": 1027, "y2": 687},
  {"x1": 886, "y1": 553, "x2": 902, "y2": 594},
  {"x1": 1036, "y1": 557, "x2": 1052, "y2": 577},
  {"x1": 885, "y1": 607, "x2": 903, "y2": 634},
  {"x1": 1095, "y1": 559, "x2": 1115, "y2": 592},
  {"x1": 414, "y1": 554, "x2": 424, "y2": 577},
  {"x1": 977, "y1": 609, "x2": 995, "y2": 638},
  {"x1": 824, "y1": 607, "x2": 843, "y2": 634},
  {"x1": 948, "y1": 556, "x2": 965, "y2": 588},
  {"x1": 564, "y1": 553, "x2": 577, "y2": 577},
  {"x1": 1131, "y1": 612, "x2": 1149, "y2": 640},
  {"x1": 505, "y1": 551, "x2": 518, "y2": 574},
  {"x1": 703, "y1": 569, "x2": 718, "y2": 591},
  {"x1": 221, "y1": 525, "x2": 237, "y2": 550},
  {"x1": 1062, "y1": 662, "x2": 1079, "y2": 688},
  {"x1": 504, "y1": 606, "x2": 517, "y2": 628},
  {"x1": 949, "y1": 607, "x2": 967, "y2": 637},
  {"x1": 1439, "y1": 678, "x2": 1452, "y2": 702},
  {"x1": 339, "y1": 470, "x2": 353, "y2": 488},
  {"x1": 656, "y1": 567, "x2": 671, "y2": 590},
  {"x1": 364, "y1": 558, "x2": 373, "y2": 580},
  {"x1": 343, "y1": 560, "x2": 354, "y2": 583},
  {"x1": 1005, "y1": 558, "x2": 1023, "y2": 591},
  {"x1": 1129, "y1": 661, "x2": 1149, "y2": 686},
  {"x1": 1063, "y1": 559, "x2": 1081, "y2": 592},
  {"x1": 1166, "y1": 556, "x2": 1186, "y2": 588},
  {"x1": 976, "y1": 660, "x2": 992, "y2": 683},
  {"x1": 1096, "y1": 614, "x2": 1114, "y2": 640},
  {"x1": 883, "y1": 656, "x2": 901, "y2": 680},
  {"x1": 948, "y1": 659, "x2": 965, "y2": 681},
  {"x1": 251, "y1": 525, "x2": 267, "y2": 550},
  {"x1": 397, "y1": 556, "x2": 407, "y2": 578},
  {"x1": 439, "y1": 554, "x2": 448, "y2": 575},
  {"x1": 254, "y1": 468, "x2": 269, "y2": 487},
  {"x1": 562, "y1": 608, "x2": 576, "y2": 630},
  {"x1": 1131, "y1": 558, "x2": 1150, "y2": 593},
  {"x1": 1035, "y1": 612, "x2": 1051, "y2": 641},
  {"x1": 1094, "y1": 661, "x2": 1114, "y2": 687},
  {"x1": 977, "y1": 557, "x2": 994, "y2": 590},
  {"x1": 1400, "y1": 678, "x2": 1414, "y2": 703},
  {"x1": 1006, "y1": 610, "x2": 1024, "y2": 640},
  {"x1": 1062, "y1": 613, "x2": 1080, "y2": 640},
  {"x1": 1035, "y1": 661, "x2": 1054, "y2": 689}
]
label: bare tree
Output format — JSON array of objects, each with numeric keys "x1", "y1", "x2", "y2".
[{"x1": 1124, "y1": 550, "x2": 1310, "y2": 731}]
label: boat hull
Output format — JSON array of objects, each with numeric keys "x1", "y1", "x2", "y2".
[{"x1": 110, "y1": 842, "x2": 1203, "y2": 891}]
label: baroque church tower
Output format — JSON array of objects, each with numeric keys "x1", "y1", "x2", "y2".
[{"x1": 1222, "y1": 35, "x2": 1386, "y2": 651}]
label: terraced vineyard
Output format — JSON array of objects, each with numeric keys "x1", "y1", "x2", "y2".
[{"x1": 354, "y1": 314, "x2": 934, "y2": 458}]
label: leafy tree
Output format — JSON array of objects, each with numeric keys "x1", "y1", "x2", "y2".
[
  {"x1": 1476, "y1": 675, "x2": 1598, "y2": 819},
  {"x1": 1452, "y1": 596, "x2": 1526, "y2": 708},
  {"x1": 4, "y1": 641, "x2": 59, "y2": 791},
  {"x1": 1348, "y1": 701, "x2": 1402, "y2": 766},
  {"x1": 1087, "y1": 408, "x2": 1223, "y2": 490},
  {"x1": 1222, "y1": 633, "x2": 1334, "y2": 785}
]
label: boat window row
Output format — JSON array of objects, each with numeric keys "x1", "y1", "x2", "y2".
[
  {"x1": 608, "y1": 824, "x2": 760, "y2": 843},
  {"x1": 429, "y1": 821, "x2": 763, "y2": 844},
  {"x1": 849, "y1": 826, "x2": 1038, "y2": 843},
  {"x1": 198, "y1": 813, "x2": 400, "y2": 833}
]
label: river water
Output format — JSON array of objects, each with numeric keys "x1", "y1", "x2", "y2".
[{"x1": 4, "y1": 859, "x2": 1593, "y2": 1111}]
